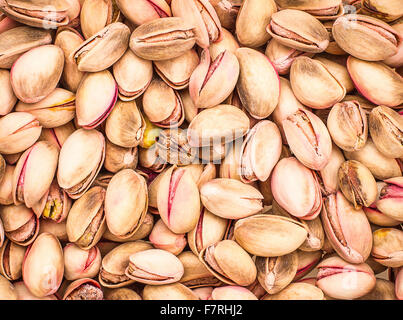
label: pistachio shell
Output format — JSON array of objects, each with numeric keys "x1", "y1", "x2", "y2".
[
  {"x1": 63, "y1": 243, "x2": 101, "y2": 281},
  {"x1": 116, "y1": 0, "x2": 171, "y2": 26},
  {"x1": 0, "y1": 69, "x2": 16, "y2": 115}
]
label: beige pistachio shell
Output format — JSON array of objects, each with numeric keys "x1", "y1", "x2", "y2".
[
  {"x1": 104, "y1": 140, "x2": 138, "y2": 173},
  {"x1": 209, "y1": 28, "x2": 240, "y2": 61},
  {"x1": 0, "y1": 239, "x2": 25, "y2": 280},
  {"x1": 263, "y1": 282, "x2": 325, "y2": 300},
  {"x1": 0, "y1": 69, "x2": 16, "y2": 115},
  {"x1": 275, "y1": 0, "x2": 343, "y2": 20},
  {"x1": 372, "y1": 228, "x2": 403, "y2": 267},
  {"x1": 116, "y1": 0, "x2": 171, "y2": 26},
  {"x1": 219, "y1": 139, "x2": 242, "y2": 181},
  {"x1": 13, "y1": 281, "x2": 57, "y2": 300},
  {"x1": 318, "y1": 144, "x2": 345, "y2": 195},
  {"x1": 63, "y1": 243, "x2": 101, "y2": 281},
  {"x1": 0, "y1": 274, "x2": 17, "y2": 300},
  {"x1": 211, "y1": 286, "x2": 258, "y2": 300},
  {"x1": 142, "y1": 283, "x2": 199, "y2": 300},
  {"x1": 39, "y1": 219, "x2": 68, "y2": 243},
  {"x1": 149, "y1": 219, "x2": 187, "y2": 255},
  {"x1": 358, "y1": 278, "x2": 397, "y2": 300},
  {"x1": 314, "y1": 56, "x2": 354, "y2": 93},
  {"x1": 104, "y1": 288, "x2": 142, "y2": 300}
]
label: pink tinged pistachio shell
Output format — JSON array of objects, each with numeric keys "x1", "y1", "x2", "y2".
[
  {"x1": 22, "y1": 233, "x2": 64, "y2": 298},
  {"x1": 211, "y1": 286, "x2": 258, "y2": 300},
  {"x1": 239, "y1": 120, "x2": 282, "y2": 183},
  {"x1": 171, "y1": 0, "x2": 222, "y2": 49},
  {"x1": 76, "y1": 70, "x2": 118, "y2": 129},
  {"x1": 57, "y1": 129, "x2": 105, "y2": 199},
  {"x1": 149, "y1": 219, "x2": 187, "y2": 255},
  {"x1": 283, "y1": 109, "x2": 332, "y2": 170},
  {"x1": 10, "y1": 45, "x2": 64, "y2": 104},
  {"x1": 316, "y1": 256, "x2": 376, "y2": 300},
  {"x1": 14, "y1": 281, "x2": 57, "y2": 300},
  {"x1": 63, "y1": 278, "x2": 103, "y2": 300},
  {"x1": 275, "y1": 0, "x2": 344, "y2": 20},
  {"x1": 363, "y1": 207, "x2": 402, "y2": 227},
  {"x1": 0, "y1": 112, "x2": 42, "y2": 154},
  {"x1": 157, "y1": 166, "x2": 201, "y2": 234},
  {"x1": 321, "y1": 191, "x2": 373, "y2": 264},
  {"x1": 371, "y1": 228, "x2": 403, "y2": 267},
  {"x1": 12, "y1": 141, "x2": 59, "y2": 209},
  {"x1": 0, "y1": 69, "x2": 16, "y2": 115},
  {"x1": 271, "y1": 157, "x2": 323, "y2": 220},
  {"x1": 200, "y1": 178, "x2": 263, "y2": 219},
  {"x1": 125, "y1": 249, "x2": 184, "y2": 285},
  {"x1": 376, "y1": 177, "x2": 403, "y2": 222},
  {"x1": 193, "y1": 286, "x2": 213, "y2": 300},
  {"x1": 396, "y1": 267, "x2": 403, "y2": 300},
  {"x1": 116, "y1": 0, "x2": 171, "y2": 26},
  {"x1": 0, "y1": 15, "x2": 20, "y2": 33},
  {"x1": 294, "y1": 250, "x2": 322, "y2": 281},
  {"x1": 347, "y1": 56, "x2": 403, "y2": 108},
  {"x1": 189, "y1": 49, "x2": 239, "y2": 109},
  {"x1": 209, "y1": 28, "x2": 240, "y2": 61},
  {"x1": 63, "y1": 243, "x2": 101, "y2": 281}
]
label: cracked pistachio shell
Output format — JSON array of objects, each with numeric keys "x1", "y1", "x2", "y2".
[
  {"x1": 12, "y1": 141, "x2": 59, "y2": 208},
  {"x1": 0, "y1": 112, "x2": 41, "y2": 155},
  {"x1": 143, "y1": 283, "x2": 198, "y2": 300},
  {"x1": 208, "y1": 0, "x2": 241, "y2": 31},
  {"x1": 10, "y1": 45, "x2": 64, "y2": 104},
  {"x1": 234, "y1": 214, "x2": 307, "y2": 257},
  {"x1": 290, "y1": 56, "x2": 346, "y2": 109},
  {"x1": 199, "y1": 240, "x2": 257, "y2": 286},
  {"x1": 63, "y1": 243, "x2": 101, "y2": 281},
  {"x1": 0, "y1": 69, "x2": 16, "y2": 115},
  {"x1": 256, "y1": 251, "x2": 298, "y2": 294},
  {"x1": 16, "y1": 88, "x2": 76, "y2": 129},
  {"x1": 155, "y1": 49, "x2": 199, "y2": 90},
  {"x1": 294, "y1": 250, "x2": 322, "y2": 281},
  {"x1": 105, "y1": 140, "x2": 138, "y2": 173},
  {"x1": 130, "y1": 17, "x2": 196, "y2": 61},
  {"x1": 80, "y1": 0, "x2": 120, "y2": 39},
  {"x1": 149, "y1": 219, "x2": 187, "y2": 255},
  {"x1": 271, "y1": 157, "x2": 322, "y2": 220},
  {"x1": 0, "y1": 26, "x2": 51, "y2": 69},
  {"x1": 317, "y1": 144, "x2": 345, "y2": 195},
  {"x1": 327, "y1": 101, "x2": 367, "y2": 152},
  {"x1": 125, "y1": 248, "x2": 184, "y2": 285},
  {"x1": 76, "y1": 70, "x2": 118, "y2": 129},
  {"x1": 316, "y1": 256, "x2": 376, "y2": 300},
  {"x1": 189, "y1": 49, "x2": 239, "y2": 109},
  {"x1": 157, "y1": 165, "x2": 200, "y2": 234},
  {"x1": 235, "y1": 0, "x2": 277, "y2": 47},
  {"x1": 99, "y1": 240, "x2": 152, "y2": 288},
  {"x1": 263, "y1": 282, "x2": 325, "y2": 300},
  {"x1": 321, "y1": 191, "x2": 373, "y2": 264},
  {"x1": 200, "y1": 178, "x2": 263, "y2": 219},
  {"x1": 369, "y1": 106, "x2": 403, "y2": 158},
  {"x1": 275, "y1": 0, "x2": 344, "y2": 20},
  {"x1": 105, "y1": 99, "x2": 145, "y2": 148},
  {"x1": 371, "y1": 228, "x2": 403, "y2": 267},
  {"x1": 113, "y1": 49, "x2": 153, "y2": 101},
  {"x1": 314, "y1": 56, "x2": 354, "y2": 93},
  {"x1": 105, "y1": 169, "x2": 148, "y2": 239},
  {"x1": 187, "y1": 105, "x2": 249, "y2": 148},
  {"x1": 116, "y1": 0, "x2": 171, "y2": 26},
  {"x1": 171, "y1": 0, "x2": 222, "y2": 49},
  {"x1": 66, "y1": 186, "x2": 107, "y2": 250},
  {"x1": 54, "y1": 28, "x2": 84, "y2": 92},
  {"x1": 0, "y1": 274, "x2": 17, "y2": 299},
  {"x1": 0, "y1": 239, "x2": 25, "y2": 280},
  {"x1": 323, "y1": 20, "x2": 346, "y2": 55},
  {"x1": 333, "y1": 14, "x2": 401, "y2": 61},
  {"x1": 0, "y1": 0, "x2": 69, "y2": 29},
  {"x1": 22, "y1": 233, "x2": 63, "y2": 298},
  {"x1": 266, "y1": 9, "x2": 329, "y2": 53},
  {"x1": 376, "y1": 177, "x2": 403, "y2": 222},
  {"x1": 360, "y1": 0, "x2": 403, "y2": 22},
  {"x1": 344, "y1": 138, "x2": 402, "y2": 180},
  {"x1": 209, "y1": 28, "x2": 240, "y2": 61},
  {"x1": 57, "y1": 129, "x2": 105, "y2": 199},
  {"x1": 384, "y1": 18, "x2": 403, "y2": 68},
  {"x1": 358, "y1": 278, "x2": 397, "y2": 300},
  {"x1": 235, "y1": 47, "x2": 280, "y2": 119},
  {"x1": 239, "y1": 120, "x2": 282, "y2": 183},
  {"x1": 219, "y1": 139, "x2": 242, "y2": 181},
  {"x1": 39, "y1": 122, "x2": 75, "y2": 150},
  {"x1": 187, "y1": 207, "x2": 228, "y2": 256},
  {"x1": 338, "y1": 160, "x2": 377, "y2": 209},
  {"x1": 62, "y1": 278, "x2": 103, "y2": 300},
  {"x1": 347, "y1": 56, "x2": 403, "y2": 108},
  {"x1": 73, "y1": 22, "x2": 130, "y2": 72}
]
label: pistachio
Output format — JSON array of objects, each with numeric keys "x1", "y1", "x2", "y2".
[
  {"x1": 142, "y1": 283, "x2": 198, "y2": 300},
  {"x1": 63, "y1": 278, "x2": 103, "y2": 300},
  {"x1": 211, "y1": 286, "x2": 258, "y2": 300},
  {"x1": 0, "y1": 69, "x2": 16, "y2": 116},
  {"x1": 63, "y1": 243, "x2": 101, "y2": 281},
  {"x1": 316, "y1": 144, "x2": 345, "y2": 195},
  {"x1": 116, "y1": 0, "x2": 171, "y2": 26},
  {"x1": 0, "y1": 239, "x2": 25, "y2": 280},
  {"x1": 104, "y1": 288, "x2": 142, "y2": 300},
  {"x1": 275, "y1": 0, "x2": 344, "y2": 20},
  {"x1": 371, "y1": 228, "x2": 403, "y2": 267},
  {"x1": 294, "y1": 250, "x2": 322, "y2": 281},
  {"x1": 13, "y1": 281, "x2": 56, "y2": 300},
  {"x1": 38, "y1": 179, "x2": 71, "y2": 223},
  {"x1": 376, "y1": 177, "x2": 403, "y2": 222},
  {"x1": 104, "y1": 140, "x2": 138, "y2": 173},
  {"x1": 263, "y1": 282, "x2": 325, "y2": 300},
  {"x1": 0, "y1": 274, "x2": 17, "y2": 299},
  {"x1": 209, "y1": 28, "x2": 239, "y2": 60},
  {"x1": 358, "y1": 278, "x2": 397, "y2": 300},
  {"x1": 149, "y1": 219, "x2": 187, "y2": 255}
]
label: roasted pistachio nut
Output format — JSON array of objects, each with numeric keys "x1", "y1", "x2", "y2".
[
  {"x1": 116, "y1": 0, "x2": 171, "y2": 26},
  {"x1": 57, "y1": 129, "x2": 105, "y2": 199},
  {"x1": 66, "y1": 186, "x2": 107, "y2": 250},
  {"x1": 371, "y1": 228, "x2": 403, "y2": 267},
  {"x1": 327, "y1": 101, "x2": 368, "y2": 152},
  {"x1": 235, "y1": 0, "x2": 277, "y2": 48},
  {"x1": 290, "y1": 56, "x2": 346, "y2": 109},
  {"x1": 263, "y1": 282, "x2": 325, "y2": 300},
  {"x1": 11, "y1": 45, "x2": 64, "y2": 104},
  {"x1": 105, "y1": 169, "x2": 148, "y2": 239},
  {"x1": 130, "y1": 17, "x2": 196, "y2": 61},
  {"x1": 73, "y1": 22, "x2": 130, "y2": 72},
  {"x1": 235, "y1": 47, "x2": 280, "y2": 119},
  {"x1": 275, "y1": 0, "x2": 344, "y2": 20},
  {"x1": 99, "y1": 241, "x2": 152, "y2": 288},
  {"x1": 333, "y1": 14, "x2": 401, "y2": 61},
  {"x1": 63, "y1": 278, "x2": 103, "y2": 300},
  {"x1": 0, "y1": 0, "x2": 70, "y2": 28},
  {"x1": 0, "y1": 239, "x2": 25, "y2": 280},
  {"x1": 369, "y1": 106, "x2": 403, "y2": 158},
  {"x1": 0, "y1": 69, "x2": 16, "y2": 116},
  {"x1": 171, "y1": 0, "x2": 222, "y2": 49},
  {"x1": 316, "y1": 256, "x2": 376, "y2": 299},
  {"x1": 149, "y1": 219, "x2": 187, "y2": 255},
  {"x1": 266, "y1": 9, "x2": 329, "y2": 53},
  {"x1": 63, "y1": 243, "x2": 101, "y2": 281},
  {"x1": 199, "y1": 240, "x2": 257, "y2": 286},
  {"x1": 22, "y1": 232, "x2": 64, "y2": 298},
  {"x1": 105, "y1": 140, "x2": 138, "y2": 173},
  {"x1": 125, "y1": 248, "x2": 184, "y2": 285},
  {"x1": 142, "y1": 283, "x2": 198, "y2": 300},
  {"x1": 347, "y1": 56, "x2": 403, "y2": 108},
  {"x1": 239, "y1": 120, "x2": 282, "y2": 183},
  {"x1": 321, "y1": 191, "x2": 373, "y2": 264},
  {"x1": 271, "y1": 157, "x2": 322, "y2": 220},
  {"x1": 376, "y1": 177, "x2": 403, "y2": 222},
  {"x1": 200, "y1": 178, "x2": 263, "y2": 219},
  {"x1": 0, "y1": 274, "x2": 17, "y2": 300}
]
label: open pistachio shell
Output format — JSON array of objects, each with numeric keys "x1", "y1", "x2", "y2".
[
  {"x1": 275, "y1": 0, "x2": 344, "y2": 20},
  {"x1": 371, "y1": 228, "x2": 403, "y2": 267},
  {"x1": 317, "y1": 144, "x2": 345, "y2": 195},
  {"x1": 62, "y1": 278, "x2": 103, "y2": 300},
  {"x1": 0, "y1": 239, "x2": 25, "y2": 280},
  {"x1": 104, "y1": 140, "x2": 138, "y2": 173},
  {"x1": 63, "y1": 243, "x2": 101, "y2": 281},
  {"x1": 375, "y1": 177, "x2": 403, "y2": 222},
  {"x1": 149, "y1": 219, "x2": 187, "y2": 255},
  {"x1": 209, "y1": 27, "x2": 240, "y2": 60},
  {"x1": 294, "y1": 250, "x2": 322, "y2": 281},
  {"x1": 116, "y1": 0, "x2": 171, "y2": 26}
]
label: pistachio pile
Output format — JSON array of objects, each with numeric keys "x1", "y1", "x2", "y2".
[{"x1": 0, "y1": 0, "x2": 402, "y2": 301}]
